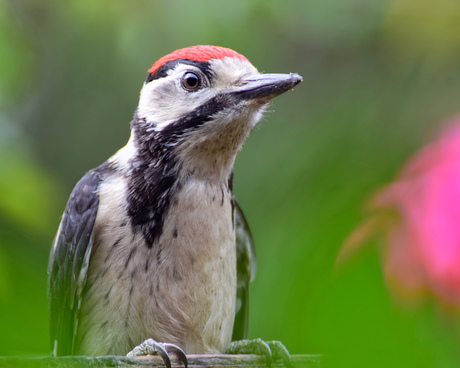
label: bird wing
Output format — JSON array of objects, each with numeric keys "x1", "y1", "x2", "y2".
[
  {"x1": 232, "y1": 198, "x2": 257, "y2": 341},
  {"x1": 48, "y1": 168, "x2": 103, "y2": 356}
]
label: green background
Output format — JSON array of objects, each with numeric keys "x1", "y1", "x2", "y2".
[{"x1": 1, "y1": 1, "x2": 460, "y2": 367}]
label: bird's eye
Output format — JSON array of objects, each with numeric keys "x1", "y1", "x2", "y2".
[{"x1": 181, "y1": 72, "x2": 201, "y2": 91}]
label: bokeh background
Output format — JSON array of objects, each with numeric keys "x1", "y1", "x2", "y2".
[{"x1": 2, "y1": 0, "x2": 460, "y2": 367}]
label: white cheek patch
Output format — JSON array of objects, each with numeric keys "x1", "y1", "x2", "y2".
[{"x1": 137, "y1": 76, "x2": 215, "y2": 132}]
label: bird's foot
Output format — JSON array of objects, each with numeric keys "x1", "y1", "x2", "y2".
[
  {"x1": 225, "y1": 339, "x2": 290, "y2": 368},
  {"x1": 127, "y1": 338, "x2": 187, "y2": 368}
]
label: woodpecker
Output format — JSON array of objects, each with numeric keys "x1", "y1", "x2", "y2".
[{"x1": 48, "y1": 45, "x2": 302, "y2": 367}]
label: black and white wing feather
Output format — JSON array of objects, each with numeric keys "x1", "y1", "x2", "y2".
[
  {"x1": 48, "y1": 168, "x2": 103, "y2": 356},
  {"x1": 232, "y1": 198, "x2": 257, "y2": 341}
]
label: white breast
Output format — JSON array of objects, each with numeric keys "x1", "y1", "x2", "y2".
[
  {"x1": 77, "y1": 173, "x2": 236, "y2": 355},
  {"x1": 162, "y1": 178, "x2": 236, "y2": 353}
]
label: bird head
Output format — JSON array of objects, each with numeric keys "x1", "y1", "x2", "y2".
[{"x1": 131, "y1": 45, "x2": 302, "y2": 179}]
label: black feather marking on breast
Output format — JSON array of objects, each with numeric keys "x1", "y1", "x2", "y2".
[
  {"x1": 127, "y1": 121, "x2": 181, "y2": 248},
  {"x1": 227, "y1": 171, "x2": 234, "y2": 192},
  {"x1": 156, "y1": 248, "x2": 162, "y2": 262},
  {"x1": 128, "y1": 170, "x2": 180, "y2": 248},
  {"x1": 228, "y1": 171, "x2": 235, "y2": 227},
  {"x1": 124, "y1": 246, "x2": 137, "y2": 269},
  {"x1": 127, "y1": 157, "x2": 179, "y2": 248}
]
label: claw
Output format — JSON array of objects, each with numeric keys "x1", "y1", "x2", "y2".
[
  {"x1": 255, "y1": 339, "x2": 273, "y2": 368},
  {"x1": 164, "y1": 342, "x2": 188, "y2": 368},
  {"x1": 268, "y1": 341, "x2": 291, "y2": 368},
  {"x1": 126, "y1": 338, "x2": 187, "y2": 368},
  {"x1": 155, "y1": 343, "x2": 172, "y2": 368},
  {"x1": 226, "y1": 339, "x2": 290, "y2": 368}
]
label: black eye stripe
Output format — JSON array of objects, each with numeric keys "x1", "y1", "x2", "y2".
[
  {"x1": 145, "y1": 59, "x2": 212, "y2": 83},
  {"x1": 160, "y1": 94, "x2": 232, "y2": 137}
]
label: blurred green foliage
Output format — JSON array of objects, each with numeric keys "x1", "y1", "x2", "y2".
[{"x1": 1, "y1": 0, "x2": 460, "y2": 367}]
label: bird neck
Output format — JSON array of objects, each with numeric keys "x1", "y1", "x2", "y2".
[{"x1": 131, "y1": 113, "x2": 249, "y2": 185}]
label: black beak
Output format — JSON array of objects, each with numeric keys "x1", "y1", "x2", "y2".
[{"x1": 232, "y1": 73, "x2": 302, "y2": 101}]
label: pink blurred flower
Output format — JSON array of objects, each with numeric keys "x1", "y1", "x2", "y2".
[{"x1": 340, "y1": 116, "x2": 460, "y2": 308}]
